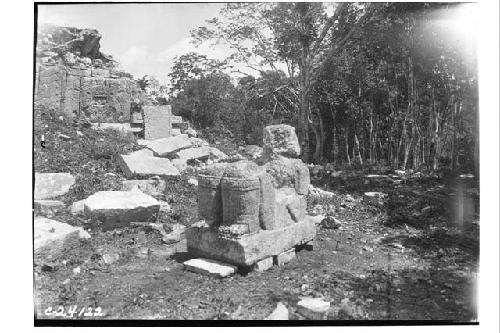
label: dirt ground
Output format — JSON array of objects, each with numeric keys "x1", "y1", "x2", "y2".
[{"x1": 34, "y1": 171, "x2": 479, "y2": 321}]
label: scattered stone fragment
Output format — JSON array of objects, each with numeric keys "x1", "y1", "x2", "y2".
[
  {"x1": 117, "y1": 150, "x2": 180, "y2": 179},
  {"x1": 158, "y1": 201, "x2": 171, "y2": 213},
  {"x1": 363, "y1": 192, "x2": 387, "y2": 206},
  {"x1": 84, "y1": 191, "x2": 160, "y2": 230},
  {"x1": 254, "y1": 257, "x2": 274, "y2": 272},
  {"x1": 139, "y1": 134, "x2": 192, "y2": 157},
  {"x1": 266, "y1": 302, "x2": 289, "y2": 320},
  {"x1": 34, "y1": 217, "x2": 91, "y2": 255},
  {"x1": 273, "y1": 248, "x2": 296, "y2": 266},
  {"x1": 187, "y1": 178, "x2": 198, "y2": 186},
  {"x1": 421, "y1": 206, "x2": 432, "y2": 214},
  {"x1": 121, "y1": 179, "x2": 166, "y2": 196},
  {"x1": 184, "y1": 128, "x2": 197, "y2": 137},
  {"x1": 171, "y1": 128, "x2": 182, "y2": 136},
  {"x1": 69, "y1": 199, "x2": 86, "y2": 216},
  {"x1": 171, "y1": 158, "x2": 188, "y2": 172},
  {"x1": 162, "y1": 223, "x2": 186, "y2": 244},
  {"x1": 308, "y1": 185, "x2": 335, "y2": 198},
  {"x1": 102, "y1": 253, "x2": 120, "y2": 265},
  {"x1": 72, "y1": 266, "x2": 81, "y2": 275},
  {"x1": 296, "y1": 297, "x2": 330, "y2": 320},
  {"x1": 58, "y1": 133, "x2": 71, "y2": 140},
  {"x1": 310, "y1": 214, "x2": 325, "y2": 225},
  {"x1": 320, "y1": 216, "x2": 341, "y2": 229},
  {"x1": 35, "y1": 173, "x2": 76, "y2": 200},
  {"x1": 34, "y1": 200, "x2": 65, "y2": 215},
  {"x1": 183, "y1": 258, "x2": 237, "y2": 278},
  {"x1": 91, "y1": 123, "x2": 134, "y2": 133}
]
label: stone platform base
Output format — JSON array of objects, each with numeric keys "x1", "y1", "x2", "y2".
[{"x1": 186, "y1": 217, "x2": 316, "y2": 266}]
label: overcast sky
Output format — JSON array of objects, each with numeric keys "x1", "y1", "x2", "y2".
[{"x1": 37, "y1": 3, "x2": 231, "y2": 84}]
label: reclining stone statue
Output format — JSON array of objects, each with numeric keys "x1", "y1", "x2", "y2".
[{"x1": 186, "y1": 124, "x2": 316, "y2": 268}]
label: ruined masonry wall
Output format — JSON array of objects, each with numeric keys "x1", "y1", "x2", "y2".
[{"x1": 34, "y1": 63, "x2": 141, "y2": 122}]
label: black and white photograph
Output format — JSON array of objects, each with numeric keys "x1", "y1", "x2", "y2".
[{"x1": 24, "y1": 0, "x2": 497, "y2": 327}]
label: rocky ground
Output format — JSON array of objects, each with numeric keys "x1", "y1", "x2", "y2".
[{"x1": 33, "y1": 107, "x2": 479, "y2": 321}]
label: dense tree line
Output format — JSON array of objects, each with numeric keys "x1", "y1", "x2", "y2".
[{"x1": 167, "y1": 2, "x2": 478, "y2": 173}]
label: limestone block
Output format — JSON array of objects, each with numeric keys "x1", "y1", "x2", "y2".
[
  {"x1": 34, "y1": 217, "x2": 91, "y2": 255},
  {"x1": 69, "y1": 199, "x2": 86, "y2": 216},
  {"x1": 84, "y1": 190, "x2": 160, "y2": 230},
  {"x1": 62, "y1": 73, "x2": 81, "y2": 119},
  {"x1": 140, "y1": 134, "x2": 192, "y2": 157},
  {"x1": 172, "y1": 158, "x2": 188, "y2": 172},
  {"x1": 273, "y1": 248, "x2": 296, "y2": 266},
  {"x1": 183, "y1": 258, "x2": 237, "y2": 278},
  {"x1": 254, "y1": 257, "x2": 274, "y2": 272},
  {"x1": 35, "y1": 65, "x2": 66, "y2": 112},
  {"x1": 34, "y1": 200, "x2": 65, "y2": 215},
  {"x1": 35, "y1": 173, "x2": 75, "y2": 200},
  {"x1": 266, "y1": 302, "x2": 289, "y2": 320},
  {"x1": 296, "y1": 297, "x2": 330, "y2": 320},
  {"x1": 186, "y1": 217, "x2": 316, "y2": 266},
  {"x1": 176, "y1": 146, "x2": 211, "y2": 161},
  {"x1": 117, "y1": 150, "x2": 180, "y2": 179},
  {"x1": 363, "y1": 192, "x2": 387, "y2": 206},
  {"x1": 263, "y1": 124, "x2": 301, "y2": 158},
  {"x1": 143, "y1": 105, "x2": 172, "y2": 139}
]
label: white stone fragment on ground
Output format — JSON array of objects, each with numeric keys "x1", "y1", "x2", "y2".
[
  {"x1": 91, "y1": 123, "x2": 134, "y2": 133},
  {"x1": 183, "y1": 258, "x2": 237, "y2": 278},
  {"x1": 69, "y1": 199, "x2": 86, "y2": 216},
  {"x1": 266, "y1": 302, "x2": 289, "y2": 320},
  {"x1": 254, "y1": 257, "x2": 274, "y2": 272},
  {"x1": 187, "y1": 178, "x2": 198, "y2": 186},
  {"x1": 171, "y1": 128, "x2": 181, "y2": 136},
  {"x1": 84, "y1": 191, "x2": 160, "y2": 229},
  {"x1": 171, "y1": 158, "x2": 188, "y2": 172},
  {"x1": 34, "y1": 217, "x2": 91, "y2": 254},
  {"x1": 162, "y1": 223, "x2": 186, "y2": 244},
  {"x1": 102, "y1": 253, "x2": 120, "y2": 265},
  {"x1": 273, "y1": 248, "x2": 296, "y2": 266},
  {"x1": 308, "y1": 185, "x2": 335, "y2": 198},
  {"x1": 296, "y1": 297, "x2": 331, "y2": 320},
  {"x1": 310, "y1": 214, "x2": 325, "y2": 225},
  {"x1": 139, "y1": 134, "x2": 192, "y2": 157},
  {"x1": 58, "y1": 133, "x2": 71, "y2": 140},
  {"x1": 35, "y1": 173, "x2": 76, "y2": 200},
  {"x1": 34, "y1": 200, "x2": 65, "y2": 214},
  {"x1": 117, "y1": 149, "x2": 180, "y2": 179},
  {"x1": 363, "y1": 192, "x2": 388, "y2": 206}
]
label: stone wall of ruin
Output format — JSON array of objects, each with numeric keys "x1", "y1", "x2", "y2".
[{"x1": 34, "y1": 63, "x2": 142, "y2": 122}]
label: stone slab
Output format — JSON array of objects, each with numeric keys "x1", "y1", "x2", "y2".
[
  {"x1": 176, "y1": 146, "x2": 211, "y2": 161},
  {"x1": 183, "y1": 258, "x2": 237, "y2": 278},
  {"x1": 266, "y1": 302, "x2": 289, "y2": 320},
  {"x1": 34, "y1": 200, "x2": 65, "y2": 215},
  {"x1": 263, "y1": 124, "x2": 301, "y2": 158},
  {"x1": 296, "y1": 297, "x2": 330, "y2": 320},
  {"x1": 273, "y1": 248, "x2": 296, "y2": 266},
  {"x1": 186, "y1": 217, "x2": 316, "y2": 266},
  {"x1": 34, "y1": 217, "x2": 91, "y2": 255},
  {"x1": 117, "y1": 150, "x2": 180, "y2": 179},
  {"x1": 140, "y1": 134, "x2": 192, "y2": 157},
  {"x1": 254, "y1": 256, "x2": 274, "y2": 272},
  {"x1": 84, "y1": 191, "x2": 160, "y2": 230},
  {"x1": 143, "y1": 105, "x2": 172, "y2": 140},
  {"x1": 35, "y1": 173, "x2": 75, "y2": 200}
]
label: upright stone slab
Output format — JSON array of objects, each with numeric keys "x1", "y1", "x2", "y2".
[
  {"x1": 34, "y1": 173, "x2": 76, "y2": 200},
  {"x1": 84, "y1": 190, "x2": 160, "y2": 230},
  {"x1": 263, "y1": 124, "x2": 301, "y2": 159},
  {"x1": 143, "y1": 105, "x2": 172, "y2": 140}
]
